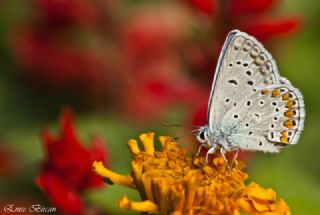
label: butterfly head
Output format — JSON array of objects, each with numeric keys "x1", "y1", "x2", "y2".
[{"x1": 195, "y1": 126, "x2": 209, "y2": 144}]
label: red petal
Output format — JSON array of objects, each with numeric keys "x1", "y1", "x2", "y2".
[
  {"x1": 41, "y1": 129, "x2": 55, "y2": 147},
  {"x1": 190, "y1": 100, "x2": 208, "y2": 127},
  {"x1": 187, "y1": 0, "x2": 216, "y2": 16},
  {"x1": 59, "y1": 108, "x2": 76, "y2": 142},
  {"x1": 36, "y1": 171, "x2": 83, "y2": 215},
  {"x1": 34, "y1": 0, "x2": 100, "y2": 26},
  {"x1": 230, "y1": 0, "x2": 276, "y2": 17},
  {"x1": 43, "y1": 109, "x2": 94, "y2": 189},
  {"x1": 10, "y1": 27, "x2": 107, "y2": 89},
  {"x1": 243, "y1": 17, "x2": 301, "y2": 41},
  {"x1": 90, "y1": 137, "x2": 107, "y2": 163}
]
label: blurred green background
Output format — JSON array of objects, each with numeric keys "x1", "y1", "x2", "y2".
[{"x1": 0, "y1": 0, "x2": 319, "y2": 214}]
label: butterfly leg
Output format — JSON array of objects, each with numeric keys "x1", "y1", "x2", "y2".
[
  {"x1": 232, "y1": 149, "x2": 239, "y2": 168},
  {"x1": 196, "y1": 144, "x2": 206, "y2": 157},
  {"x1": 205, "y1": 145, "x2": 217, "y2": 163},
  {"x1": 220, "y1": 148, "x2": 230, "y2": 170}
]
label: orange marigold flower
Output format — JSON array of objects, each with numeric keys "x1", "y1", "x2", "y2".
[{"x1": 92, "y1": 132, "x2": 290, "y2": 215}]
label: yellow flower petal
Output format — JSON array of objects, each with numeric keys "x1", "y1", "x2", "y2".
[
  {"x1": 275, "y1": 199, "x2": 291, "y2": 213},
  {"x1": 92, "y1": 161, "x2": 135, "y2": 189},
  {"x1": 247, "y1": 183, "x2": 277, "y2": 201},
  {"x1": 237, "y1": 198, "x2": 255, "y2": 213},
  {"x1": 127, "y1": 139, "x2": 140, "y2": 156},
  {"x1": 117, "y1": 196, "x2": 158, "y2": 212},
  {"x1": 139, "y1": 132, "x2": 155, "y2": 155}
]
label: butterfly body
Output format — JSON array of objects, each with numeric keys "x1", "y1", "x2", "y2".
[{"x1": 195, "y1": 30, "x2": 305, "y2": 162}]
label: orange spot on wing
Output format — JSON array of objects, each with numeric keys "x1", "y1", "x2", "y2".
[
  {"x1": 271, "y1": 89, "x2": 280, "y2": 97},
  {"x1": 285, "y1": 101, "x2": 294, "y2": 109},
  {"x1": 282, "y1": 93, "x2": 290, "y2": 101},
  {"x1": 280, "y1": 136, "x2": 289, "y2": 144},
  {"x1": 283, "y1": 120, "x2": 294, "y2": 129},
  {"x1": 284, "y1": 110, "x2": 294, "y2": 118},
  {"x1": 281, "y1": 130, "x2": 287, "y2": 137}
]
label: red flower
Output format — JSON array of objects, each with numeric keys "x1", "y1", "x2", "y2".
[
  {"x1": 119, "y1": 5, "x2": 203, "y2": 120},
  {"x1": 10, "y1": 0, "x2": 109, "y2": 97},
  {"x1": 185, "y1": 0, "x2": 217, "y2": 16},
  {"x1": 0, "y1": 144, "x2": 17, "y2": 177},
  {"x1": 33, "y1": 0, "x2": 101, "y2": 27},
  {"x1": 36, "y1": 109, "x2": 108, "y2": 215},
  {"x1": 123, "y1": 74, "x2": 202, "y2": 121},
  {"x1": 11, "y1": 27, "x2": 108, "y2": 91},
  {"x1": 185, "y1": 0, "x2": 300, "y2": 77}
]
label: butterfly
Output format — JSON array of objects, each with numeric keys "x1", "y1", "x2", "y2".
[{"x1": 195, "y1": 30, "x2": 305, "y2": 165}]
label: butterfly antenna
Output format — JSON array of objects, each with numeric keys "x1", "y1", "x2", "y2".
[
  {"x1": 172, "y1": 129, "x2": 199, "y2": 141},
  {"x1": 171, "y1": 134, "x2": 189, "y2": 141},
  {"x1": 161, "y1": 122, "x2": 184, "y2": 127},
  {"x1": 192, "y1": 124, "x2": 202, "y2": 129}
]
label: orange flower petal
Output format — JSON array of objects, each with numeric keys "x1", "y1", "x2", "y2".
[{"x1": 247, "y1": 183, "x2": 276, "y2": 201}]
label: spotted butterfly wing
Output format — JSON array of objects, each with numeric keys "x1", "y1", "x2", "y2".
[{"x1": 207, "y1": 30, "x2": 305, "y2": 151}]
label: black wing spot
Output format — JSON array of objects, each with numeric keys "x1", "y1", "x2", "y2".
[
  {"x1": 271, "y1": 132, "x2": 274, "y2": 139},
  {"x1": 259, "y1": 100, "x2": 265, "y2": 105},
  {"x1": 233, "y1": 114, "x2": 239, "y2": 119},
  {"x1": 236, "y1": 61, "x2": 241, "y2": 65},
  {"x1": 259, "y1": 142, "x2": 263, "y2": 146},
  {"x1": 228, "y1": 80, "x2": 238, "y2": 85},
  {"x1": 273, "y1": 117, "x2": 278, "y2": 121},
  {"x1": 245, "y1": 123, "x2": 249, "y2": 127},
  {"x1": 243, "y1": 63, "x2": 249, "y2": 67},
  {"x1": 272, "y1": 102, "x2": 277, "y2": 106},
  {"x1": 229, "y1": 63, "x2": 233, "y2": 67},
  {"x1": 226, "y1": 98, "x2": 230, "y2": 103},
  {"x1": 247, "y1": 80, "x2": 254, "y2": 85},
  {"x1": 275, "y1": 108, "x2": 279, "y2": 112},
  {"x1": 292, "y1": 120, "x2": 297, "y2": 126},
  {"x1": 248, "y1": 132, "x2": 253, "y2": 135},
  {"x1": 254, "y1": 113, "x2": 260, "y2": 117},
  {"x1": 234, "y1": 102, "x2": 237, "y2": 106},
  {"x1": 246, "y1": 101, "x2": 251, "y2": 106},
  {"x1": 246, "y1": 71, "x2": 252, "y2": 76},
  {"x1": 271, "y1": 124, "x2": 275, "y2": 128},
  {"x1": 288, "y1": 131, "x2": 293, "y2": 136}
]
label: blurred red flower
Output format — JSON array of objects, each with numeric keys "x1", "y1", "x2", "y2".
[
  {"x1": 119, "y1": 5, "x2": 203, "y2": 120},
  {"x1": 12, "y1": 27, "x2": 107, "y2": 92},
  {"x1": 185, "y1": 0, "x2": 217, "y2": 16},
  {"x1": 0, "y1": 144, "x2": 17, "y2": 177},
  {"x1": 184, "y1": 0, "x2": 300, "y2": 78},
  {"x1": 10, "y1": 0, "x2": 109, "y2": 99},
  {"x1": 34, "y1": 0, "x2": 101, "y2": 27},
  {"x1": 123, "y1": 74, "x2": 203, "y2": 120},
  {"x1": 9, "y1": 0, "x2": 301, "y2": 124},
  {"x1": 36, "y1": 109, "x2": 108, "y2": 214}
]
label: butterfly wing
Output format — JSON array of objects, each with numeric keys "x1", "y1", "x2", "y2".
[
  {"x1": 207, "y1": 30, "x2": 280, "y2": 129},
  {"x1": 221, "y1": 84, "x2": 305, "y2": 152}
]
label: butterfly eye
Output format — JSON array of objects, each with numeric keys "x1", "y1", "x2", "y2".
[{"x1": 199, "y1": 131, "x2": 205, "y2": 140}]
